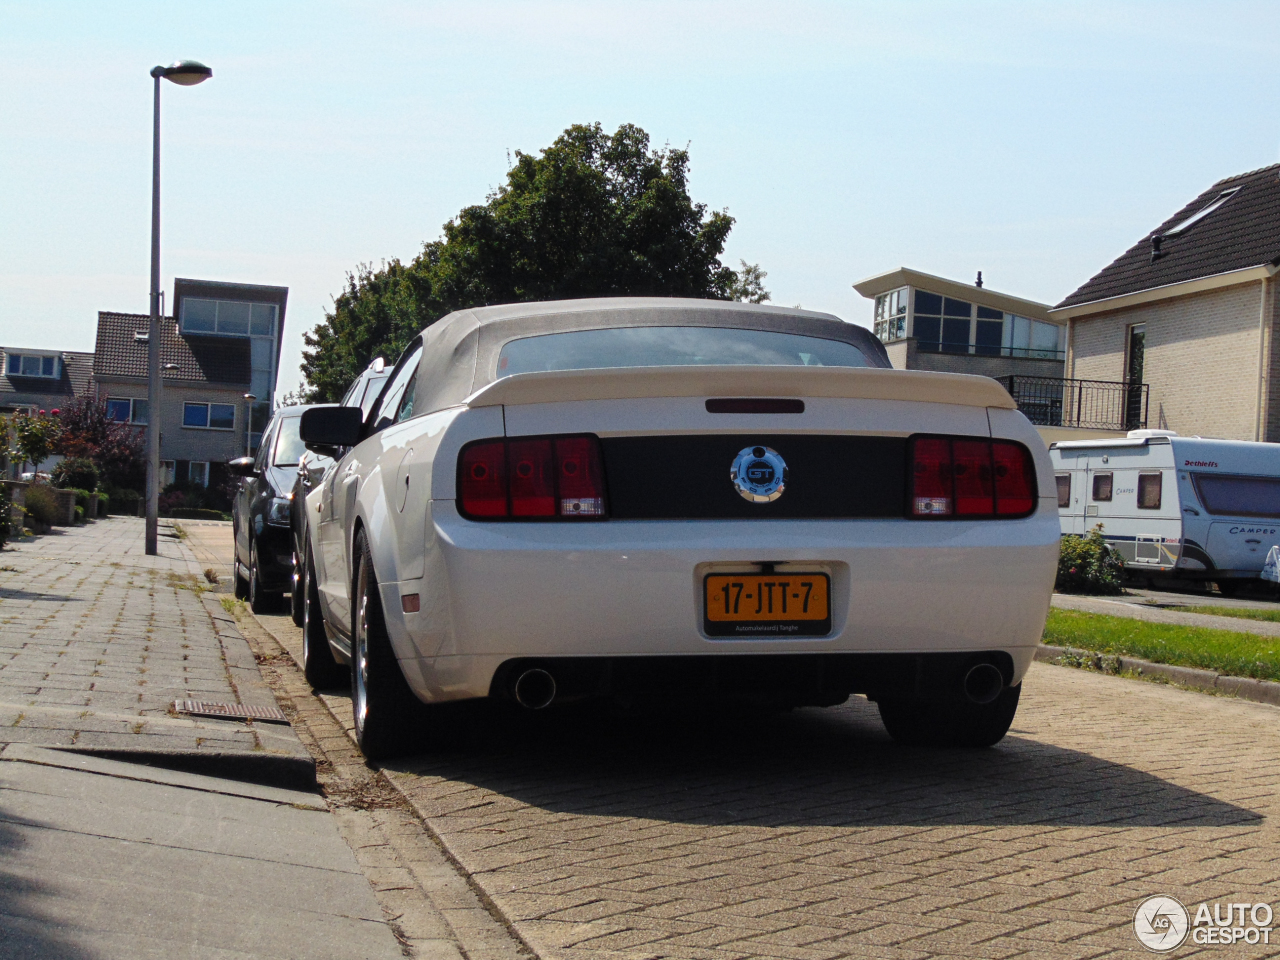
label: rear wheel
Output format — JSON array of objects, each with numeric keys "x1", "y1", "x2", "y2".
[
  {"x1": 233, "y1": 557, "x2": 250, "y2": 600},
  {"x1": 302, "y1": 546, "x2": 345, "y2": 689},
  {"x1": 878, "y1": 684, "x2": 1021, "y2": 748},
  {"x1": 248, "y1": 542, "x2": 277, "y2": 614},
  {"x1": 289, "y1": 552, "x2": 305, "y2": 627},
  {"x1": 351, "y1": 533, "x2": 421, "y2": 760}
]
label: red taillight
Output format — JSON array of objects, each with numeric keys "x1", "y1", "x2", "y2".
[
  {"x1": 509, "y1": 439, "x2": 555, "y2": 516},
  {"x1": 910, "y1": 436, "x2": 1036, "y2": 519},
  {"x1": 911, "y1": 437, "x2": 953, "y2": 516},
  {"x1": 458, "y1": 435, "x2": 607, "y2": 520},
  {"x1": 992, "y1": 440, "x2": 1036, "y2": 515},
  {"x1": 459, "y1": 440, "x2": 507, "y2": 517}
]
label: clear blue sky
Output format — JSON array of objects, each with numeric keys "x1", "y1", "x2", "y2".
[{"x1": 4, "y1": 1, "x2": 1280, "y2": 397}]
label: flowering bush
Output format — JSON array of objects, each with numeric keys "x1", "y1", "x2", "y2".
[{"x1": 1055, "y1": 524, "x2": 1125, "y2": 595}]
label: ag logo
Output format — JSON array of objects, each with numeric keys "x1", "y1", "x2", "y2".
[
  {"x1": 730, "y1": 446, "x2": 787, "y2": 503},
  {"x1": 1134, "y1": 896, "x2": 1189, "y2": 952}
]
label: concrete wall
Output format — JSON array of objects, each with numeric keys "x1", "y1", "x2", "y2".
[
  {"x1": 1069, "y1": 282, "x2": 1263, "y2": 441},
  {"x1": 883, "y1": 337, "x2": 1065, "y2": 379},
  {"x1": 95, "y1": 377, "x2": 249, "y2": 464}
]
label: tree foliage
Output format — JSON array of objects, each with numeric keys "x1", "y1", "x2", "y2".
[
  {"x1": 301, "y1": 123, "x2": 765, "y2": 401},
  {"x1": 55, "y1": 397, "x2": 146, "y2": 491},
  {"x1": 8, "y1": 411, "x2": 61, "y2": 471}
]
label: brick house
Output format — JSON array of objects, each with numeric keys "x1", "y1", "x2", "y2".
[
  {"x1": 1053, "y1": 163, "x2": 1280, "y2": 441},
  {"x1": 91, "y1": 277, "x2": 288, "y2": 488},
  {"x1": 1, "y1": 347, "x2": 95, "y2": 417}
]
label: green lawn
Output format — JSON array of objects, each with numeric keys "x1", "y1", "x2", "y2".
[
  {"x1": 1178, "y1": 605, "x2": 1280, "y2": 624},
  {"x1": 1043, "y1": 609, "x2": 1280, "y2": 682}
]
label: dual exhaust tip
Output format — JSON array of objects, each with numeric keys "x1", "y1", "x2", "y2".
[{"x1": 513, "y1": 663, "x2": 1003, "y2": 709}]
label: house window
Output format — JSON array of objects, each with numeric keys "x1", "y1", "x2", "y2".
[
  {"x1": 911, "y1": 289, "x2": 1064, "y2": 358},
  {"x1": 106, "y1": 398, "x2": 147, "y2": 424},
  {"x1": 160, "y1": 460, "x2": 176, "y2": 487},
  {"x1": 1056, "y1": 474, "x2": 1071, "y2": 508},
  {"x1": 1164, "y1": 188, "x2": 1240, "y2": 236},
  {"x1": 1003, "y1": 315, "x2": 1064, "y2": 359},
  {"x1": 1092, "y1": 473, "x2": 1113, "y2": 502},
  {"x1": 188, "y1": 462, "x2": 210, "y2": 487},
  {"x1": 183, "y1": 402, "x2": 236, "y2": 430},
  {"x1": 1137, "y1": 473, "x2": 1162, "y2": 509},
  {"x1": 912, "y1": 291, "x2": 943, "y2": 351},
  {"x1": 873, "y1": 287, "x2": 909, "y2": 342},
  {"x1": 6, "y1": 353, "x2": 59, "y2": 378},
  {"x1": 181, "y1": 298, "x2": 278, "y2": 338}
]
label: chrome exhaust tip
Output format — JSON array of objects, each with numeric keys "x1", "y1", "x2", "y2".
[
  {"x1": 963, "y1": 663, "x2": 1004, "y2": 705},
  {"x1": 513, "y1": 668, "x2": 557, "y2": 710}
]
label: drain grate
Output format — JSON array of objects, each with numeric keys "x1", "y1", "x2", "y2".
[{"x1": 174, "y1": 700, "x2": 290, "y2": 725}]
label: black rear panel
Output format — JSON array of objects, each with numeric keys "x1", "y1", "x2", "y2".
[{"x1": 601, "y1": 435, "x2": 906, "y2": 519}]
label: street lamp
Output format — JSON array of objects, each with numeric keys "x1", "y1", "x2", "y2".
[
  {"x1": 243, "y1": 393, "x2": 257, "y2": 459},
  {"x1": 145, "y1": 59, "x2": 212, "y2": 557}
]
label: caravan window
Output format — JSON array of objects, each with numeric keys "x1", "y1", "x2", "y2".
[
  {"x1": 1092, "y1": 473, "x2": 1113, "y2": 501},
  {"x1": 1137, "y1": 472, "x2": 1162, "y2": 509},
  {"x1": 1056, "y1": 474, "x2": 1071, "y2": 508},
  {"x1": 1194, "y1": 474, "x2": 1280, "y2": 519}
]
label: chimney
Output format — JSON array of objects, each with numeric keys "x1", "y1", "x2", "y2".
[
  {"x1": 1150, "y1": 236, "x2": 1164, "y2": 262},
  {"x1": 975, "y1": 271, "x2": 983, "y2": 289}
]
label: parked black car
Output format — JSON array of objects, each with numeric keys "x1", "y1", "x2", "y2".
[
  {"x1": 229, "y1": 405, "x2": 314, "y2": 613},
  {"x1": 289, "y1": 359, "x2": 391, "y2": 686}
]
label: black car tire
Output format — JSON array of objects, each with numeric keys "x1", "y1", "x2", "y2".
[
  {"x1": 878, "y1": 684, "x2": 1021, "y2": 748},
  {"x1": 302, "y1": 546, "x2": 346, "y2": 689},
  {"x1": 233, "y1": 557, "x2": 250, "y2": 600},
  {"x1": 290, "y1": 552, "x2": 305, "y2": 627},
  {"x1": 351, "y1": 532, "x2": 420, "y2": 760},
  {"x1": 248, "y1": 542, "x2": 278, "y2": 615}
]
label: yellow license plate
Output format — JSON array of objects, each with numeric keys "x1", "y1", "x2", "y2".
[{"x1": 703, "y1": 573, "x2": 831, "y2": 637}]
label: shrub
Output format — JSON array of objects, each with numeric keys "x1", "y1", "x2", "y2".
[
  {"x1": 74, "y1": 505, "x2": 85, "y2": 524},
  {"x1": 68, "y1": 488, "x2": 93, "y2": 512},
  {"x1": 52, "y1": 457, "x2": 100, "y2": 492},
  {"x1": 0, "y1": 484, "x2": 11, "y2": 546},
  {"x1": 23, "y1": 483, "x2": 61, "y2": 526},
  {"x1": 96, "y1": 491, "x2": 110, "y2": 515},
  {"x1": 107, "y1": 487, "x2": 141, "y2": 515},
  {"x1": 1056, "y1": 524, "x2": 1124, "y2": 595}
]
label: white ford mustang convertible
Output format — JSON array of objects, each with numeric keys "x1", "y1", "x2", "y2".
[{"x1": 297, "y1": 298, "x2": 1059, "y2": 758}]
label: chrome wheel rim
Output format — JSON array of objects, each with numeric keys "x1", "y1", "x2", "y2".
[{"x1": 353, "y1": 568, "x2": 369, "y2": 735}]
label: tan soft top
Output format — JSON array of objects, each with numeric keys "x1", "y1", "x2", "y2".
[{"x1": 466, "y1": 365, "x2": 1016, "y2": 410}]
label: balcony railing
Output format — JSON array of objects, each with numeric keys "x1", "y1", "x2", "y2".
[{"x1": 995, "y1": 375, "x2": 1148, "y2": 431}]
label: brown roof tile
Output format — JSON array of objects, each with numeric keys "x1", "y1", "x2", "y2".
[
  {"x1": 1057, "y1": 163, "x2": 1280, "y2": 310},
  {"x1": 0, "y1": 348, "x2": 95, "y2": 407},
  {"x1": 93, "y1": 312, "x2": 250, "y2": 385}
]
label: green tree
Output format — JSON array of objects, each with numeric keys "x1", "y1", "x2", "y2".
[{"x1": 300, "y1": 122, "x2": 762, "y2": 401}]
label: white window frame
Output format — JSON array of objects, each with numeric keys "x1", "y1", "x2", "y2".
[
  {"x1": 6, "y1": 352, "x2": 60, "y2": 379},
  {"x1": 182, "y1": 401, "x2": 236, "y2": 431},
  {"x1": 188, "y1": 461, "x2": 210, "y2": 487},
  {"x1": 106, "y1": 397, "x2": 148, "y2": 424}
]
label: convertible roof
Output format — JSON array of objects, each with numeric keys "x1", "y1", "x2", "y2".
[{"x1": 411, "y1": 297, "x2": 893, "y2": 414}]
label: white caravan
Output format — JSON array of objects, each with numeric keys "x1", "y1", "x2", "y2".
[{"x1": 1049, "y1": 430, "x2": 1280, "y2": 593}]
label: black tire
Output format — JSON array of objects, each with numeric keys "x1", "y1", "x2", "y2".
[
  {"x1": 233, "y1": 557, "x2": 250, "y2": 600},
  {"x1": 878, "y1": 684, "x2": 1021, "y2": 748},
  {"x1": 351, "y1": 532, "x2": 421, "y2": 760},
  {"x1": 289, "y1": 551, "x2": 305, "y2": 627},
  {"x1": 248, "y1": 542, "x2": 278, "y2": 615},
  {"x1": 302, "y1": 546, "x2": 346, "y2": 689}
]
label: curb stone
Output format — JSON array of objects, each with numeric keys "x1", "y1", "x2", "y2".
[{"x1": 1036, "y1": 643, "x2": 1280, "y2": 707}]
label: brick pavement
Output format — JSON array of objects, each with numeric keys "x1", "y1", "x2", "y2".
[
  {"x1": 370, "y1": 667, "x2": 1280, "y2": 960},
  {"x1": 0, "y1": 517, "x2": 303, "y2": 763}
]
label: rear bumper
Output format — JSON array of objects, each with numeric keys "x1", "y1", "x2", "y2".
[{"x1": 384, "y1": 499, "x2": 1059, "y2": 703}]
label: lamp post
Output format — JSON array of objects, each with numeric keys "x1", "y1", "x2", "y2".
[
  {"x1": 145, "y1": 59, "x2": 212, "y2": 557},
  {"x1": 243, "y1": 393, "x2": 257, "y2": 459}
]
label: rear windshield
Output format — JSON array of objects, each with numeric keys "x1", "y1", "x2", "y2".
[
  {"x1": 1193, "y1": 473, "x2": 1280, "y2": 518},
  {"x1": 496, "y1": 326, "x2": 870, "y2": 377},
  {"x1": 273, "y1": 417, "x2": 305, "y2": 467}
]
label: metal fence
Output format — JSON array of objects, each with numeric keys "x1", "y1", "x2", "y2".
[{"x1": 995, "y1": 376, "x2": 1148, "y2": 431}]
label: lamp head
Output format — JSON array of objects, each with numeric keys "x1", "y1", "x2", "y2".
[
  {"x1": 158, "y1": 60, "x2": 212, "y2": 86},
  {"x1": 243, "y1": 393, "x2": 257, "y2": 401}
]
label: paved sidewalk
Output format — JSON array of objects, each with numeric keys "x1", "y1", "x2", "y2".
[
  {"x1": 0, "y1": 517, "x2": 413, "y2": 959},
  {"x1": 0, "y1": 517, "x2": 305, "y2": 769}
]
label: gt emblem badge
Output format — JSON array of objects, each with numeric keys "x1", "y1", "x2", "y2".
[{"x1": 730, "y1": 446, "x2": 788, "y2": 503}]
